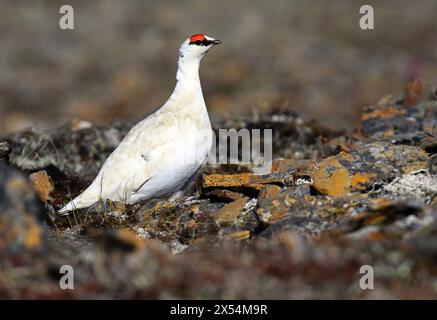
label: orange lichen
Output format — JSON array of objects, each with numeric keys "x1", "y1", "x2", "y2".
[
  {"x1": 351, "y1": 172, "x2": 376, "y2": 190},
  {"x1": 312, "y1": 157, "x2": 351, "y2": 196},
  {"x1": 360, "y1": 106, "x2": 404, "y2": 121},
  {"x1": 30, "y1": 170, "x2": 54, "y2": 202}
]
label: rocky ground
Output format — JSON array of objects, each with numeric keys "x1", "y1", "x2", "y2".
[{"x1": 1, "y1": 80, "x2": 437, "y2": 299}]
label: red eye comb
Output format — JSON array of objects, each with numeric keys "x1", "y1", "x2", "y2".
[{"x1": 189, "y1": 34, "x2": 206, "y2": 43}]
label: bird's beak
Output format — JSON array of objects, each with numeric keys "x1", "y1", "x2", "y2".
[{"x1": 212, "y1": 39, "x2": 222, "y2": 45}]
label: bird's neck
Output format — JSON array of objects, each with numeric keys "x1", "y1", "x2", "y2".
[
  {"x1": 160, "y1": 54, "x2": 207, "y2": 116},
  {"x1": 175, "y1": 55, "x2": 202, "y2": 91}
]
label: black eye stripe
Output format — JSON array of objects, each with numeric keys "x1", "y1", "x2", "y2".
[{"x1": 189, "y1": 39, "x2": 213, "y2": 46}]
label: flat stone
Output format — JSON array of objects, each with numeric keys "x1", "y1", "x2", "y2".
[
  {"x1": 202, "y1": 173, "x2": 264, "y2": 191},
  {"x1": 270, "y1": 158, "x2": 295, "y2": 173},
  {"x1": 202, "y1": 172, "x2": 294, "y2": 192},
  {"x1": 270, "y1": 158, "x2": 314, "y2": 174},
  {"x1": 214, "y1": 197, "x2": 249, "y2": 225},
  {"x1": 312, "y1": 156, "x2": 350, "y2": 196},
  {"x1": 256, "y1": 185, "x2": 294, "y2": 224},
  {"x1": 205, "y1": 189, "x2": 246, "y2": 202}
]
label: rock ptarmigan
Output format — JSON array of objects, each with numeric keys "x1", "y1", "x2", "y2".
[{"x1": 58, "y1": 34, "x2": 221, "y2": 213}]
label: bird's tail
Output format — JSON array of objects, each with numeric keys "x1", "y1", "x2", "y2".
[{"x1": 57, "y1": 185, "x2": 99, "y2": 215}]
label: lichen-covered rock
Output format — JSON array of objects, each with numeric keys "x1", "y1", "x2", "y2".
[
  {"x1": 201, "y1": 171, "x2": 296, "y2": 197},
  {"x1": 2, "y1": 121, "x2": 131, "y2": 180},
  {"x1": 311, "y1": 142, "x2": 430, "y2": 196},
  {"x1": 30, "y1": 170, "x2": 54, "y2": 203},
  {"x1": 312, "y1": 156, "x2": 350, "y2": 196},
  {"x1": 382, "y1": 170, "x2": 437, "y2": 203},
  {"x1": 256, "y1": 185, "x2": 288, "y2": 223},
  {"x1": 0, "y1": 160, "x2": 46, "y2": 254},
  {"x1": 2, "y1": 84, "x2": 437, "y2": 299},
  {"x1": 133, "y1": 198, "x2": 222, "y2": 245},
  {"x1": 214, "y1": 197, "x2": 249, "y2": 226},
  {"x1": 255, "y1": 184, "x2": 318, "y2": 225},
  {"x1": 205, "y1": 189, "x2": 246, "y2": 202},
  {"x1": 339, "y1": 198, "x2": 426, "y2": 241},
  {"x1": 202, "y1": 173, "x2": 264, "y2": 191},
  {"x1": 360, "y1": 87, "x2": 437, "y2": 146},
  {"x1": 270, "y1": 158, "x2": 315, "y2": 175}
]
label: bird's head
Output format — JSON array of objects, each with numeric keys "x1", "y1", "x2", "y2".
[{"x1": 179, "y1": 34, "x2": 221, "y2": 61}]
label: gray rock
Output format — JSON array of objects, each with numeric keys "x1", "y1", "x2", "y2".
[{"x1": 0, "y1": 160, "x2": 46, "y2": 255}]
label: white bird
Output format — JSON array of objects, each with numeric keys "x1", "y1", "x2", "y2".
[{"x1": 58, "y1": 34, "x2": 221, "y2": 214}]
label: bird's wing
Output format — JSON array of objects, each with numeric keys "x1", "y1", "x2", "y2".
[
  {"x1": 93, "y1": 111, "x2": 184, "y2": 202},
  {"x1": 59, "y1": 142, "x2": 158, "y2": 212},
  {"x1": 59, "y1": 93, "x2": 202, "y2": 212}
]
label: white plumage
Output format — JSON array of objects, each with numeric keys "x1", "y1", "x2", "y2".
[{"x1": 58, "y1": 34, "x2": 221, "y2": 213}]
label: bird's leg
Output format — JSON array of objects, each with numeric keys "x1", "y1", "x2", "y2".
[
  {"x1": 91, "y1": 199, "x2": 107, "y2": 214},
  {"x1": 168, "y1": 171, "x2": 201, "y2": 203},
  {"x1": 169, "y1": 192, "x2": 199, "y2": 208},
  {"x1": 95, "y1": 199, "x2": 126, "y2": 214}
]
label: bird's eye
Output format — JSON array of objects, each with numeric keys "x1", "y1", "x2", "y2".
[{"x1": 195, "y1": 40, "x2": 202, "y2": 45}]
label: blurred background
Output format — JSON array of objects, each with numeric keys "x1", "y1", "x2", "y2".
[{"x1": 0, "y1": 0, "x2": 436, "y2": 134}]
